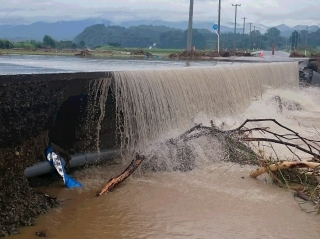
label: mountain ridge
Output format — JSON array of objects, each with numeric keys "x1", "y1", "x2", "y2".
[{"x1": 0, "y1": 18, "x2": 317, "y2": 41}]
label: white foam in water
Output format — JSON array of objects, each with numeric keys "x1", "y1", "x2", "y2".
[
  {"x1": 112, "y1": 62, "x2": 298, "y2": 155},
  {"x1": 80, "y1": 62, "x2": 305, "y2": 174},
  {"x1": 80, "y1": 81, "x2": 320, "y2": 187},
  {"x1": 211, "y1": 86, "x2": 320, "y2": 160}
]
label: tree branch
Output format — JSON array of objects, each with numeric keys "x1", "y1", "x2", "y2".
[{"x1": 96, "y1": 152, "x2": 145, "y2": 196}]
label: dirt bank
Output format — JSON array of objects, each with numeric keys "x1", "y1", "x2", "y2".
[
  {"x1": 311, "y1": 53, "x2": 320, "y2": 74},
  {"x1": 0, "y1": 73, "x2": 116, "y2": 237},
  {"x1": 289, "y1": 50, "x2": 307, "y2": 58},
  {"x1": 0, "y1": 133, "x2": 58, "y2": 237}
]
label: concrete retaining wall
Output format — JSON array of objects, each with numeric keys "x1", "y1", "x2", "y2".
[
  {"x1": 0, "y1": 72, "x2": 116, "y2": 151},
  {"x1": 0, "y1": 72, "x2": 116, "y2": 236}
]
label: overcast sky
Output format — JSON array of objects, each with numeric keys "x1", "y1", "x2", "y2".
[{"x1": 0, "y1": 0, "x2": 319, "y2": 27}]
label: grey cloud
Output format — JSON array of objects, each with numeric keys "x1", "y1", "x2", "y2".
[
  {"x1": 0, "y1": 0, "x2": 318, "y2": 27},
  {"x1": 0, "y1": 17, "x2": 28, "y2": 25},
  {"x1": 0, "y1": 8, "x2": 24, "y2": 12},
  {"x1": 249, "y1": 5, "x2": 319, "y2": 26}
]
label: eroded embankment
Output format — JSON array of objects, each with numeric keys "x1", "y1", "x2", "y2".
[
  {"x1": 0, "y1": 134, "x2": 58, "y2": 236},
  {"x1": 0, "y1": 72, "x2": 116, "y2": 236}
]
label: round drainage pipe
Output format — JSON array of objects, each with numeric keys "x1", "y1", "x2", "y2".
[{"x1": 24, "y1": 149, "x2": 119, "y2": 178}]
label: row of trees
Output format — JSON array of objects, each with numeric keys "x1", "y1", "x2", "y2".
[
  {"x1": 1, "y1": 24, "x2": 319, "y2": 51},
  {"x1": 0, "y1": 35, "x2": 86, "y2": 50},
  {"x1": 74, "y1": 24, "x2": 320, "y2": 51},
  {"x1": 212, "y1": 28, "x2": 320, "y2": 51}
]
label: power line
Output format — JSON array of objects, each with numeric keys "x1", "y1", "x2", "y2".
[
  {"x1": 224, "y1": 0, "x2": 245, "y2": 19},
  {"x1": 212, "y1": 0, "x2": 233, "y2": 23},
  {"x1": 232, "y1": 3, "x2": 241, "y2": 49},
  {"x1": 240, "y1": 7, "x2": 246, "y2": 19}
]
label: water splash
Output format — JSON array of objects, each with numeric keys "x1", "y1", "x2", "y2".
[
  {"x1": 86, "y1": 77, "x2": 112, "y2": 154},
  {"x1": 112, "y1": 62, "x2": 298, "y2": 154},
  {"x1": 89, "y1": 62, "x2": 298, "y2": 160}
]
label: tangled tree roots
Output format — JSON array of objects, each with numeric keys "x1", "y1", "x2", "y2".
[{"x1": 96, "y1": 118, "x2": 320, "y2": 212}]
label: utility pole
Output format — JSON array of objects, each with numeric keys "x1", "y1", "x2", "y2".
[
  {"x1": 253, "y1": 25, "x2": 256, "y2": 50},
  {"x1": 232, "y1": 3, "x2": 241, "y2": 50},
  {"x1": 285, "y1": 38, "x2": 287, "y2": 51},
  {"x1": 249, "y1": 22, "x2": 252, "y2": 50},
  {"x1": 218, "y1": 0, "x2": 221, "y2": 36},
  {"x1": 305, "y1": 26, "x2": 308, "y2": 55},
  {"x1": 187, "y1": 0, "x2": 194, "y2": 51},
  {"x1": 242, "y1": 17, "x2": 247, "y2": 50},
  {"x1": 242, "y1": 17, "x2": 246, "y2": 34},
  {"x1": 216, "y1": 0, "x2": 221, "y2": 52}
]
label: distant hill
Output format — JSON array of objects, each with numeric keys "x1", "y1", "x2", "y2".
[
  {"x1": 279, "y1": 24, "x2": 320, "y2": 37},
  {"x1": 120, "y1": 20, "x2": 236, "y2": 33},
  {"x1": 274, "y1": 24, "x2": 293, "y2": 32},
  {"x1": 0, "y1": 18, "x2": 112, "y2": 41},
  {"x1": 0, "y1": 18, "x2": 318, "y2": 41},
  {"x1": 73, "y1": 24, "x2": 183, "y2": 48}
]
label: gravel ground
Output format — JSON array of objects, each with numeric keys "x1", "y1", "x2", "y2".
[{"x1": 0, "y1": 134, "x2": 59, "y2": 237}]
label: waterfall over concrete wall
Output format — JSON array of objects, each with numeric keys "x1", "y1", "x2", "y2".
[{"x1": 92, "y1": 62, "x2": 298, "y2": 155}]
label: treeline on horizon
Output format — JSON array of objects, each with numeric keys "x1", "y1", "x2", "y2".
[
  {"x1": 0, "y1": 36, "x2": 84, "y2": 51},
  {"x1": 1, "y1": 24, "x2": 319, "y2": 52}
]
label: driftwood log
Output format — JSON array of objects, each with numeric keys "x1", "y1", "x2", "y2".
[
  {"x1": 96, "y1": 152, "x2": 145, "y2": 196},
  {"x1": 250, "y1": 161, "x2": 320, "y2": 178}
]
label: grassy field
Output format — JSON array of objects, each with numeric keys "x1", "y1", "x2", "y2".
[
  {"x1": 0, "y1": 47, "x2": 185, "y2": 59},
  {"x1": 94, "y1": 46, "x2": 183, "y2": 54}
]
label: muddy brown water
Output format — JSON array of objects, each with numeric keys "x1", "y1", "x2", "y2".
[
  {"x1": 12, "y1": 87, "x2": 320, "y2": 238},
  {"x1": 13, "y1": 164, "x2": 320, "y2": 239}
]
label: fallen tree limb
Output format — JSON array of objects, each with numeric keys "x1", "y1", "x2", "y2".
[
  {"x1": 96, "y1": 152, "x2": 145, "y2": 196},
  {"x1": 244, "y1": 138, "x2": 320, "y2": 159},
  {"x1": 231, "y1": 119, "x2": 320, "y2": 160},
  {"x1": 250, "y1": 161, "x2": 320, "y2": 178}
]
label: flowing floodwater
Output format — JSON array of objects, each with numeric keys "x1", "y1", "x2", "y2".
[
  {"x1": 111, "y1": 62, "x2": 297, "y2": 153},
  {"x1": 12, "y1": 62, "x2": 320, "y2": 238},
  {"x1": 0, "y1": 55, "x2": 235, "y2": 74}
]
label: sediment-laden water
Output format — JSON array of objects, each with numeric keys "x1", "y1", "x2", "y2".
[
  {"x1": 111, "y1": 62, "x2": 298, "y2": 154},
  {"x1": 11, "y1": 59, "x2": 320, "y2": 238},
  {"x1": 0, "y1": 55, "x2": 234, "y2": 74}
]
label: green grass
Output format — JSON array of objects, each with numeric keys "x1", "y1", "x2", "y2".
[
  {"x1": 2, "y1": 47, "x2": 187, "y2": 59},
  {"x1": 142, "y1": 48, "x2": 184, "y2": 54},
  {"x1": 1, "y1": 48, "x2": 76, "y2": 56},
  {"x1": 94, "y1": 46, "x2": 184, "y2": 55}
]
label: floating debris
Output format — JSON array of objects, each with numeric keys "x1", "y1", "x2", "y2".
[{"x1": 168, "y1": 50, "x2": 252, "y2": 59}]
